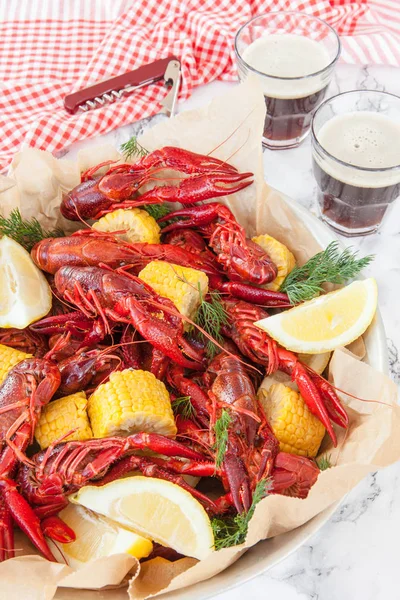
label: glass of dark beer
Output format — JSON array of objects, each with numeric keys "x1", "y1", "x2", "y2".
[
  {"x1": 234, "y1": 12, "x2": 340, "y2": 149},
  {"x1": 312, "y1": 90, "x2": 400, "y2": 236}
]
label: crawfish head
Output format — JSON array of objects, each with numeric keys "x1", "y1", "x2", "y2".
[
  {"x1": 57, "y1": 347, "x2": 121, "y2": 396},
  {"x1": 0, "y1": 358, "x2": 61, "y2": 442},
  {"x1": 0, "y1": 327, "x2": 48, "y2": 357},
  {"x1": 60, "y1": 178, "x2": 116, "y2": 221},
  {"x1": 206, "y1": 353, "x2": 260, "y2": 445}
]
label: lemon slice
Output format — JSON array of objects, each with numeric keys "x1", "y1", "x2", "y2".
[
  {"x1": 51, "y1": 503, "x2": 153, "y2": 569},
  {"x1": 71, "y1": 476, "x2": 214, "y2": 560},
  {"x1": 255, "y1": 278, "x2": 378, "y2": 354},
  {"x1": 0, "y1": 236, "x2": 52, "y2": 328}
]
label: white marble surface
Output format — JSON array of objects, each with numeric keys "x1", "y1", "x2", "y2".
[{"x1": 65, "y1": 64, "x2": 400, "y2": 600}]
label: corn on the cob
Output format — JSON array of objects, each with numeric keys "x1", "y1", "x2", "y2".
[
  {"x1": 88, "y1": 369, "x2": 177, "y2": 439},
  {"x1": 252, "y1": 234, "x2": 296, "y2": 291},
  {"x1": 93, "y1": 208, "x2": 160, "y2": 244},
  {"x1": 0, "y1": 344, "x2": 32, "y2": 384},
  {"x1": 259, "y1": 382, "x2": 325, "y2": 457},
  {"x1": 138, "y1": 261, "x2": 209, "y2": 322},
  {"x1": 35, "y1": 391, "x2": 93, "y2": 450}
]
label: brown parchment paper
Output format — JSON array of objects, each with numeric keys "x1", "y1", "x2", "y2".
[{"x1": 0, "y1": 78, "x2": 399, "y2": 600}]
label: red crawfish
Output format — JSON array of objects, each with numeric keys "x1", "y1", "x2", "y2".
[
  {"x1": 31, "y1": 230, "x2": 220, "y2": 276},
  {"x1": 220, "y1": 300, "x2": 348, "y2": 445},
  {"x1": 0, "y1": 358, "x2": 61, "y2": 561},
  {"x1": 17, "y1": 433, "x2": 218, "y2": 551},
  {"x1": 164, "y1": 228, "x2": 291, "y2": 308},
  {"x1": 60, "y1": 147, "x2": 253, "y2": 221},
  {"x1": 53, "y1": 265, "x2": 205, "y2": 370},
  {"x1": 168, "y1": 355, "x2": 320, "y2": 513},
  {"x1": 160, "y1": 202, "x2": 278, "y2": 286}
]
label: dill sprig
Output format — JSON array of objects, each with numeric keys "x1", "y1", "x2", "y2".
[
  {"x1": 171, "y1": 396, "x2": 194, "y2": 420},
  {"x1": 0, "y1": 209, "x2": 65, "y2": 252},
  {"x1": 211, "y1": 479, "x2": 272, "y2": 550},
  {"x1": 280, "y1": 241, "x2": 374, "y2": 304},
  {"x1": 213, "y1": 409, "x2": 232, "y2": 469},
  {"x1": 316, "y1": 454, "x2": 332, "y2": 471},
  {"x1": 195, "y1": 289, "x2": 229, "y2": 358},
  {"x1": 141, "y1": 203, "x2": 173, "y2": 222},
  {"x1": 120, "y1": 136, "x2": 148, "y2": 161}
]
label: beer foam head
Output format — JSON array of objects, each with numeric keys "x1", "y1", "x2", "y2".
[
  {"x1": 242, "y1": 35, "x2": 331, "y2": 99},
  {"x1": 315, "y1": 111, "x2": 400, "y2": 188}
]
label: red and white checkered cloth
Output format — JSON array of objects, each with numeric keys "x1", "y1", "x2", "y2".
[{"x1": 1, "y1": 0, "x2": 399, "y2": 171}]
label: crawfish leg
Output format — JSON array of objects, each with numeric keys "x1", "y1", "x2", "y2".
[
  {"x1": 0, "y1": 493, "x2": 13, "y2": 561},
  {"x1": 223, "y1": 447, "x2": 252, "y2": 514},
  {"x1": 0, "y1": 479, "x2": 56, "y2": 562},
  {"x1": 41, "y1": 515, "x2": 76, "y2": 544},
  {"x1": 309, "y1": 373, "x2": 349, "y2": 429},
  {"x1": 278, "y1": 349, "x2": 339, "y2": 445}
]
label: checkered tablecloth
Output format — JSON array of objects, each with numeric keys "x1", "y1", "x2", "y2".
[{"x1": 0, "y1": 0, "x2": 399, "y2": 171}]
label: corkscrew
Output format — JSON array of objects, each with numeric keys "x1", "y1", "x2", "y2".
[{"x1": 64, "y1": 56, "x2": 181, "y2": 117}]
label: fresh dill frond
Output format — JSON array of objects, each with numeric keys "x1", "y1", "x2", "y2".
[
  {"x1": 171, "y1": 396, "x2": 194, "y2": 420},
  {"x1": 195, "y1": 289, "x2": 229, "y2": 358},
  {"x1": 280, "y1": 241, "x2": 374, "y2": 304},
  {"x1": 141, "y1": 203, "x2": 172, "y2": 222},
  {"x1": 211, "y1": 479, "x2": 272, "y2": 550},
  {"x1": 316, "y1": 454, "x2": 332, "y2": 471},
  {"x1": 213, "y1": 409, "x2": 232, "y2": 469},
  {"x1": 0, "y1": 209, "x2": 65, "y2": 252},
  {"x1": 120, "y1": 136, "x2": 148, "y2": 161}
]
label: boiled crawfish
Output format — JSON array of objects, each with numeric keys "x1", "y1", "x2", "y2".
[
  {"x1": 31, "y1": 230, "x2": 220, "y2": 276},
  {"x1": 168, "y1": 354, "x2": 320, "y2": 513},
  {"x1": 0, "y1": 358, "x2": 60, "y2": 561},
  {"x1": 161, "y1": 202, "x2": 278, "y2": 285},
  {"x1": 60, "y1": 147, "x2": 253, "y2": 221},
  {"x1": 221, "y1": 300, "x2": 348, "y2": 445},
  {"x1": 17, "y1": 433, "x2": 218, "y2": 548},
  {"x1": 53, "y1": 265, "x2": 205, "y2": 370}
]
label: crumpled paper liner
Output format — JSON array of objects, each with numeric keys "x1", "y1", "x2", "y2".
[{"x1": 0, "y1": 79, "x2": 399, "y2": 600}]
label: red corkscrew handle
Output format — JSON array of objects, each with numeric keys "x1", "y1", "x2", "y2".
[{"x1": 64, "y1": 56, "x2": 179, "y2": 114}]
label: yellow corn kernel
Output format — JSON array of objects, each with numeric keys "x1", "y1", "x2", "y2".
[
  {"x1": 258, "y1": 382, "x2": 325, "y2": 457},
  {"x1": 93, "y1": 208, "x2": 160, "y2": 244},
  {"x1": 0, "y1": 344, "x2": 32, "y2": 384},
  {"x1": 252, "y1": 234, "x2": 296, "y2": 291},
  {"x1": 138, "y1": 260, "x2": 208, "y2": 322},
  {"x1": 88, "y1": 369, "x2": 177, "y2": 439},
  {"x1": 35, "y1": 391, "x2": 93, "y2": 450}
]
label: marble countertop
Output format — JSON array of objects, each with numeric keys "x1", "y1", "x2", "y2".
[{"x1": 66, "y1": 63, "x2": 400, "y2": 600}]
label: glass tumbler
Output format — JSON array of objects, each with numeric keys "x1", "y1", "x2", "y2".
[
  {"x1": 235, "y1": 11, "x2": 340, "y2": 149},
  {"x1": 312, "y1": 90, "x2": 400, "y2": 236}
]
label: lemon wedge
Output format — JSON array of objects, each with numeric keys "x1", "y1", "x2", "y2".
[
  {"x1": 71, "y1": 476, "x2": 214, "y2": 560},
  {"x1": 255, "y1": 278, "x2": 378, "y2": 354},
  {"x1": 0, "y1": 236, "x2": 52, "y2": 328},
  {"x1": 51, "y1": 503, "x2": 153, "y2": 569}
]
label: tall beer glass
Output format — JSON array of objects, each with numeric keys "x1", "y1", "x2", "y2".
[
  {"x1": 235, "y1": 12, "x2": 340, "y2": 149},
  {"x1": 312, "y1": 90, "x2": 400, "y2": 236}
]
